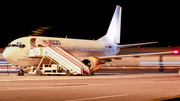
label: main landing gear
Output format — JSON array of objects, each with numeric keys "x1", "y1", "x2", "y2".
[
  {"x1": 17, "y1": 69, "x2": 24, "y2": 76},
  {"x1": 89, "y1": 72, "x2": 94, "y2": 75}
]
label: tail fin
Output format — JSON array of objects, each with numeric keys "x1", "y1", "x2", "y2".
[{"x1": 98, "y1": 5, "x2": 122, "y2": 44}]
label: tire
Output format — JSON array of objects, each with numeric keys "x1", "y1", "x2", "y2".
[
  {"x1": 66, "y1": 70, "x2": 71, "y2": 76},
  {"x1": 17, "y1": 70, "x2": 24, "y2": 76},
  {"x1": 17, "y1": 71, "x2": 20, "y2": 76},
  {"x1": 20, "y1": 70, "x2": 24, "y2": 76},
  {"x1": 89, "y1": 72, "x2": 94, "y2": 75},
  {"x1": 36, "y1": 70, "x2": 42, "y2": 76}
]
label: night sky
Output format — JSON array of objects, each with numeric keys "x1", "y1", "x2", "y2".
[{"x1": 0, "y1": 1, "x2": 180, "y2": 47}]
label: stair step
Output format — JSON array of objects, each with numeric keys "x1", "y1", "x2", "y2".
[{"x1": 43, "y1": 47, "x2": 90, "y2": 75}]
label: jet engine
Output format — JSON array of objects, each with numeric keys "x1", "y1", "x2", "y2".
[{"x1": 82, "y1": 57, "x2": 102, "y2": 72}]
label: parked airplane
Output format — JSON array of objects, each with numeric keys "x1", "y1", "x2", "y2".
[{"x1": 2, "y1": 5, "x2": 174, "y2": 76}]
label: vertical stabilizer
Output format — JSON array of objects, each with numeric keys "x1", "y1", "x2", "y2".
[{"x1": 98, "y1": 5, "x2": 122, "y2": 44}]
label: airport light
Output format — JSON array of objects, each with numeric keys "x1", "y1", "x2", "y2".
[{"x1": 173, "y1": 50, "x2": 179, "y2": 54}]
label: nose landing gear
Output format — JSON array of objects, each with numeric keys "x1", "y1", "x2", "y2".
[{"x1": 17, "y1": 69, "x2": 24, "y2": 76}]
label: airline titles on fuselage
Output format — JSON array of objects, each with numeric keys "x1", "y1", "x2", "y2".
[{"x1": 42, "y1": 39, "x2": 61, "y2": 46}]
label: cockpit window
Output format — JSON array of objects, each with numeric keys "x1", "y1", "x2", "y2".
[
  {"x1": 7, "y1": 44, "x2": 26, "y2": 48},
  {"x1": 12, "y1": 44, "x2": 18, "y2": 47},
  {"x1": 19, "y1": 44, "x2": 26, "y2": 48},
  {"x1": 7, "y1": 44, "x2": 11, "y2": 47},
  {"x1": 22, "y1": 45, "x2": 26, "y2": 48}
]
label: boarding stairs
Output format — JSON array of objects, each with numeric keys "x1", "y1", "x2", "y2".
[{"x1": 29, "y1": 47, "x2": 90, "y2": 75}]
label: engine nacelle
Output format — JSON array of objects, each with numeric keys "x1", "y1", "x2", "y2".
[{"x1": 82, "y1": 57, "x2": 102, "y2": 72}]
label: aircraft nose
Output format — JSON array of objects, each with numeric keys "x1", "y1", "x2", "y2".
[{"x1": 3, "y1": 48, "x2": 15, "y2": 63}]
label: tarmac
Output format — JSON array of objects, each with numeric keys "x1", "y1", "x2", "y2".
[{"x1": 0, "y1": 69, "x2": 180, "y2": 101}]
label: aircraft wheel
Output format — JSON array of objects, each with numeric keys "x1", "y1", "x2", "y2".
[
  {"x1": 17, "y1": 71, "x2": 20, "y2": 76},
  {"x1": 66, "y1": 70, "x2": 71, "y2": 76},
  {"x1": 20, "y1": 70, "x2": 24, "y2": 76},
  {"x1": 17, "y1": 69, "x2": 24, "y2": 76},
  {"x1": 89, "y1": 72, "x2": 94, "y2": 75},
  {"x1": 36, "y1": 70, "x2": 42, "y2": 76}
]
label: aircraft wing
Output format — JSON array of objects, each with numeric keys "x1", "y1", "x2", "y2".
[
  {"x1": 98, "y1": 51, "x2": 175, "y2": 63},
  {"x1": 118, "y1": 41, "x2": 158, "y2": 48}
]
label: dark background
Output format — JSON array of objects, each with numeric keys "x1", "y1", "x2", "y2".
[{"x1": 0, "y1": 1, "x2": 180, "y2": 47}]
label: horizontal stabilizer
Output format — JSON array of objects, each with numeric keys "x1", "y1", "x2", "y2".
[{"x1": 118, "y1": 41, "x2": 158, "y2": 48}]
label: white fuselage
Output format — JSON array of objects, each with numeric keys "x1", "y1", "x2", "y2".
[
  {"x1": 3, "y1": 36, "x2": 120, "y2": 68},
  {"x1": 3, "y1": 5, "x2": 122, "y2": 69}
]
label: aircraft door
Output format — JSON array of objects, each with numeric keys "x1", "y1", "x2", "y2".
[{"x1": 30, "y1": 38, "x2": 37, "y2": 48}]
